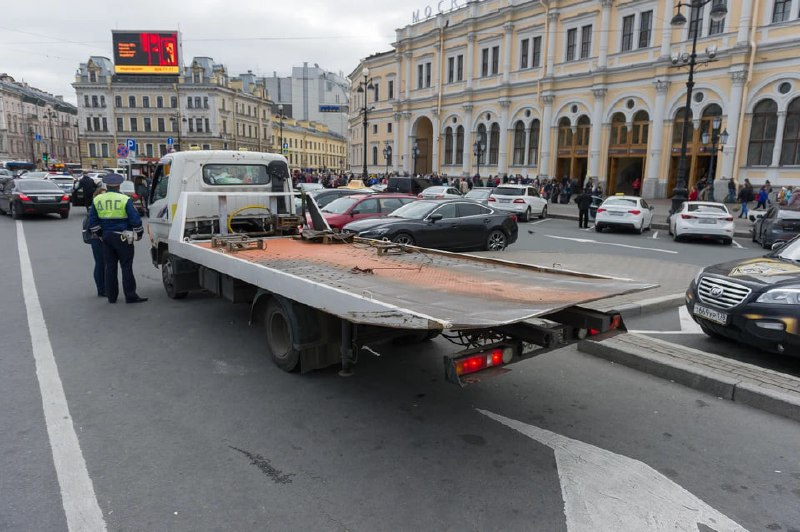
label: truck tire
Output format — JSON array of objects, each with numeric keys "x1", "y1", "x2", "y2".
[
  {"x1": 264, "y1": 299, "x2": 301, "y2": 372},
  {"x1": 162, "y1": 255, "x2": 189, "y2": 299}
]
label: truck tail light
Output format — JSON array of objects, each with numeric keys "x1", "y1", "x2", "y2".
[
  {"x1": 513, "y1": 198, "x2": 526, "y2": 204},
  {"x1": 453, "y1": 347, "x2": 514, "y2": 377}
]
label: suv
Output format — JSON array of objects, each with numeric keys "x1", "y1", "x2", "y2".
[
  {"x1": 386, "y1": 176, "x2": 431, "y2": 196},
  {"x1": 488, "y1": 184, "x2": 548, "y2": 221}
]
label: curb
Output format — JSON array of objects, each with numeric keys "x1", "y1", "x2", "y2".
[
  {"x1": 546, "y1": 212, "x2": 751, "y2": 238},
  {"x1": 578, "y1": 334, "x2": 800, "y2": 423},
  {"x1": 614, "y1": 292, "x2": 686, "y2": 318}
]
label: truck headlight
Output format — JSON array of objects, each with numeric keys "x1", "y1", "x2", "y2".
[{"x1": 756, "y1": 287, "x2": 800, "y2": 305}]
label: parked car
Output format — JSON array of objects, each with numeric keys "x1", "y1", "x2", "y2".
[
  {"x1": 418, "y1": 185, "x2": 462, "y2": 199},
  {"x1": 310, "y1": 193, "x2": 416, "y2": 230},
  {"x1": 588, "y1": 195, "x2": 604, "y2": 220},
  {"x1": 751, "y1": 206, "x2": 800, "y2": 249},
  {"x1": 594, "y1": 196, "x2": 654, "y2": 234},
  {"x1": 385, "y1": 176, "x2": 432, "y2": 196},
  {"x1": 686, "y1": 234, "x2": 800, "y2": 355},
  {"x1": 464, "y1": 187, "x2": 493, "y2": 205},
  {"x1": 488, "y1": 184, "x2": 548, "y2": 222},
  {"x1": 46, "y1": 174, "x2": 76, "y2": 195},
  {"x1": 119, "y1": 180, "x2": 146, "y2": 215},
  {"x1": 306, "y1": 187, "x2": 374, "y2": 209},
  {"x1": 668, "y1": 201, "x2": 735, "y2": 245},
  {"x1": 19, "y1": 171, "x2": 51, "y2": 179},
  {"x1": 295, "y1": 182, "x2": 324, "y2": 193},
  {"x1": 0, "y1": 178, "x2": 70, "y2": 219},
  {"x1": 343, "y1": 199, "x2": 518, "y2": 252}
]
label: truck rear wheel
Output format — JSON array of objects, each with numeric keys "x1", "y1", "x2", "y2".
[
  {"x1": 162, "y1": 256, "x2": 188, "y2": 299},
  {"x1": 264, "y1": 299, "x2": 300, "y2": 372}
]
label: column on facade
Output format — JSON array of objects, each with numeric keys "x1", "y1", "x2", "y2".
[
  {"x1": 462, "y1": 103, "x2": 473, "y2": 175},
  {"x1": 598, "y1": 0, "x2": 613, "y2": 69},
  {"x1": 466, "y1": 33, "x2": 475, "y2": 90},
  {"x1": 403, "y1": 112, "x2": 412, "y2": 174},
  {"x1": 771, "y1": 112, "x2": 788, "y2": 168},
  {"x1": 539, "y1": 94, "x2": 555, "y2": 177},
  {"x1": 545, "y1": 12, "x2": 559, "y2": 77},
  {"x1": 393, "y1": 112, "x2": 401, "y2": 172},
  {"x1": 431, "y1": 110, "x2": 440, "y2": 174},
  {"x1": 498, "y1": 100, "x2": 511, "y2": 175},
  {"x1": 660, "y1": 8, "x2": 673, "y2": 58},
  {"x1": 588, "y1": 88, "x2": 606, "y2": 182},
  {"x1": 404, "y1": 51, "x2": 412, "y2": 100},
  {"x1": 502, "y1": 23, "x2": 514, "y2": 84},
  {"x1": 644, "y1": 80, "x2": 670, "y2": 197},
  {"x1": 523, "y1": 124, "x2": 531, "y2": 166},
  {"x1": 719, "y1": 71, "x2": 746, "y2": 185},
  {"x1": 737, "y1": 1, "x2": 754, "y2": 45}
]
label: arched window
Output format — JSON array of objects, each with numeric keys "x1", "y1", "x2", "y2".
[
  {"x1": 455, "y1": 126, "x2": 464, "y2": 164},
  {"x1": 781, "y1": 97, "x2": 800, "y2": 166},
  {"x1": 489, "y1": 123, "x2": 500, "y2": 165},
  {"x1": 632, "y1": 110, "x2": 649, "y2": 146},
  {"x1": 747, "y1": 99, "x2": 777, "y2": 167},
  {"x1": 477, "y1": 124, "x2": 488, "y2": 164},
  {"x1": 528, "y1": 119, "x2": 540, "y2": 166},
  {"x1": 576, "y1": 115, "x2": 591, "y2": 147},
  {"x1": 512, "y1": 121, "x2": 525, "y2": 165},
  {"x1": 700, "y1": 104, "x2": 722, "y2": 140},
  {"x1": 610, "y1": 113, "x2": 627, "y2": 146},
  {"x1": 672, "y1": 107, "x2": 693, "y2": 145},
  {"x1": 372, "y1": 146, "x2": 378, "y2": 166},
  {"x1": 444, "y1": 127, "x2": 453, "y2": 165},
  {"x1": 558, "y1": 117, "x2": 573, "y2": 148}
]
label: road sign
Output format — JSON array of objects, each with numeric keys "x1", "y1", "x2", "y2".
[
  {"x1": 126, "y1": 139, "x2": 137, "y2": 152},
  {"x1": 167, "y1": 137, "x2": 174, "y2": 146},
  {"x1": 282, "y1": 149, "x2": 289, "y2": 155},
  {"x1": 319, "y1": 105, "x2": 343, "y2": 113},
  {"x1": 117, "y1": 144, "x2": 129, "y2": 158},
  {"x1": 34, "y1": 134, "x2": 42, "y2": 141},
  {"x1": 283, "y1": 143, "x2": 288, "y2": 149}
]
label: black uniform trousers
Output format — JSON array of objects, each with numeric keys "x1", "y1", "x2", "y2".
[
  {"x1": 102, "y1": 233, "x2": 137, "y2": 303},
  {"x1": 578, "y1": 209, "x2": 590, "y2": 228}
]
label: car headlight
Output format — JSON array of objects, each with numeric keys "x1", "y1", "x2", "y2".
[
  {"x1": 756, "y1": 287, "x2": 800, "y2": 305},
  {"x1": 360, "y1": 228, "x2": 390, "y2": 237},
  {"x1": 693, "y1": 269, "x2": 705, "y2": 286}
]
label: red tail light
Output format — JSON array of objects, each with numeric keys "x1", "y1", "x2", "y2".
[
  {"x1": 132, "y1": 193, "x2": 139, "y2": 200},
  {"x1": 513, "y1": 198, "x2": 526, "y2": 204},
  {"x1": 436, "y1": 195, "x2": 444, "y2": 199},
  {"x1": 681, "y1": 214, "x2": 696, "y2": 219},
  {"x1": 60, "y1": 194, "x2": 70, "y2": 202},
  {"x1": 628, "y1": 209, "x2": 641, "y2": 215},
  {"x1": 454, "y1": 347, "x2": 513, "y2": 377},
  {"x1": 488, "y1": 197, "x2": 496, "y2": 202},
  {"x1": 723, "y1": 216, "x2": 733, "y2": 221},
  {"x1": 18, "y1": 193, "x2": 31, "y2": 202},
  {"x1": 596, "y1": 207, "x2": 605, "y2": 213}
]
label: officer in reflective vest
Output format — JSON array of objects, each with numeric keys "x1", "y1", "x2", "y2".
[{"x1": 88, "y1": 173, "x2": 148, "y2": 304}]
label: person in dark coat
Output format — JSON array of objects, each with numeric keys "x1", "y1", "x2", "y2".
[
  {"x1": 575, "y1": 189, "x2": 593, "y2": 228},
  {"x1": 75, "y1": 172, "x2": 97, "y2": 211}
]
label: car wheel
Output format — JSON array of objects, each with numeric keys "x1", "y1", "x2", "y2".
[
  {"x1": 60, "y1": 211, "x2": 69, "y2": 219},
  {"x1": 672, "y1": 228, "x2": 681, "y2": 242},
  {"x1": 522, "y1": 207, "x2": 531, "y2": 222},
  {"x1": 11, "y1": 202, "x2": 21, "y2": 220},
  {"x1": 391, "y1": 233, "x2": 415, "y2": 246},
  {"x1": 161, "y1": 256, "x2": 189, "y2": 299},
  {"x1": 486, "y1": 229, "x2": 507, "y2": 251},
  {"x1": 595, "y1": 224, "x2": 603, "y2": 233},
  {"x1": 539, "y1": 205, "x2": 547, "y2": 219},
  {"x1": 722, "y1": 238, "x2": 733, "y2": 246},
  {"x1": 635, "y1": 223, "x2": 643, "y2": 235}
]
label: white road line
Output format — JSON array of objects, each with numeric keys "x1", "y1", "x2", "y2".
[
  {"x1": 732, "y1": 239, "x2": 744, "y2": 249},
  {"x1": 545, "y1": 235, "x2": 679, "y2": 254},
  {"x1": 652, "y1": 231, "x2": 659, "y2": 239},
  {"x1": 678, "y1": 305, "x2": 704, "y2": 334},
  {"x1": 478, "y1": 409, "x2": 747, "y2": 532},
  {"x1": 628, "y1": 330, "x2": 702, "y2": 335},
  {"x1": 16, "y1": 222, "x2": 107, "y2": 532},
  {"x1": 529, "y1": 218, "x2": 552, "y2": 225}
]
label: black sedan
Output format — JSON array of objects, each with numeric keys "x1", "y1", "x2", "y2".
[
  {"x1": 685, "y1": 235, "x2": 800, "y2": 355},
  {"x1": 0, "y1": 178, "x2": 71, "y2": 219},
  {"x1": 342, "y1": 199, "x2": 518, "y2": 252},
  {"x1": 751, "y1": 206, "x2": 800, "y2": 249}
]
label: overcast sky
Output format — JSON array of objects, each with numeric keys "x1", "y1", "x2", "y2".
[{"x1": 0, "y1": 0, "x2": 417, "y2": 104}]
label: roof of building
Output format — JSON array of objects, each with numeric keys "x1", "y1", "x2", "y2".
[{"x1": 0, "y1": 73, "x2": 77, "y2": 114}]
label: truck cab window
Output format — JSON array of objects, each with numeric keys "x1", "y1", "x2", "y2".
[{"x1": 151, "y1": 163, "x2": 170, "y2": 202}]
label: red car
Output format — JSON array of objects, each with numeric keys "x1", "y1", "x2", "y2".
[{"x1": 310, "y1": 193, "x2": 417, "y2": 230}]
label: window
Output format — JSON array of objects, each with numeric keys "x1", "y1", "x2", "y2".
[
  {"x1": 708, "y1": 0, "x2": 725, "y2": 34},
  {"x1": 143, "y1": 118, "x2": 151, "y2": 132},
  {"x1": 193, "y1": 71, "x2": 201, "y2": 83},
  {"x1": 116, "y1": 117, "x2": 124, "y2": 131},
  {"x1": 170, "y1": 96, "x2": 177, "y2": 108},
  {"x1": 520, "y1": 38, "x2": 530, "y2": 69},
  {"x1": 632, "y1": 110, "x2": 649, "y2": 146},
  {"x1": 143, "y1": 96, "x2": 150, "y2": 108},
  {"x1": 387, "y1": 123, "x2": 392, "y2": 133},
  {"x1": 621, "y1": 15, "x2": 635, "y2": 52},
  {"x1": 781, "y1": 98, "x2": 800, "y2": 166},
  {"x1": 558, "y1": 117, "x2": 573, "y2": 148},
  {"x1": 373, "y1": 124, "x2": 378, "y2": 134},
  {"x1": 576, "y1": 115, "x2": 591, "y2": 146},
  {"x1": 90, "y1": 95, "x2": 97, "y2": 107},
  {"x1": 491, "y1": 46, "x2": 499, "y2": 74},
  {"x1": 448, "y1": 56, "x2": 455, "y2": 82},
  {"x1": 101, "y1": 143, "x2": 109, "y2": 158},
  {"x1": 203, "y1": 144, "x2": 211, "y2": 150},
  {"x1": 512, "y1": 122, "x2": 525, "y2": 165},
  {"x1": 189, "y1": 120, "x2": 194, "y2": 133},
  {"x1": 159, "y1": 144, "x2": 167, "y2": 156},
  {"x1": 203, "y1": 97, "x2": 209, "y2": 109},
  {"x1": 205, "y1": 118, "x2": 209, "y2": 132},
  {"x1": 187, "y1": 97, "x2": 193, "y2": 109},
  {"x1": 202, "y1": 164, "x2": 271, "y2": 186},
  {"x1": 532, "y1": 37, "x2": 542, "y2": 67},
  {"x1": 129, "y1": 95, "x2": 136, "y2": 108},
  {"x1": 566, "y1": 29, "x2": 577, "y2": 61},
  {"x1": 457, "y1": 54, "x2": 464, "y2": 80},
  {"x1": 418, "y1": 64, "x2": 424, "y2": 89},
  {"x1": 455, "y1": 126, "x2": 464, "y2": 164},
  {"x1": 373, "y1": 83, "x2": 379, "y2": 101},
  {"x1": 580, "y1": 26, "x2": 592, "y2": 59},
  {"x1": 194, "y1": 97, "x2": 201, "y2": 109},
  {"x1": 773, "y1": 0, "x2": 791, "y2": 23},
  {"x1": 425, "y1": 62, "x2": 432, "y2": 87},
  {"x1": 158, "y1": 118, "x2": 165, "y2": 132},
  {"x1": 89, "y1": 71, "x2": 97, "y2": 83},
  {"x1": 372, "y1": 146, "x2": 378, "y2": 166},
  {"x1": 489, "y1": 123, "x2": 500, "y2": 165},
  {"x1": 388, "y1": 80, "x2": 394, "y2": 99},
  {"x1": 102, "y1": 117, "x2": 108, "y2": 131},
  {"x1": 639, "y1": 11, "x2": 653, "y2": 47},
  {"x1": 222, "y1": 120, "x2": 227, "y2": 133},
  {"x1": 481, "y1": 48, "x2": 490, "y2": 76},
  {"x1": 157, "y1": 96, "x2": 164, "y2": 108},
  {"x1": 93, "y1": 117, "x2": 100, "y2": 131},
  {"x1": 610, "y1": 113, "x2": 628, "y2": 146},
  {"x1": 688, "y1": 5, "x2": 703, "y2": 40},
  {"x1": 89, "y1": 143, "x2": 97, "y2": 157},
  {"x1": 444, "y1": 127, "x2": 453, "y2": 164},
  {"x1": 130, "y1": 118, "x2": 138, "y2": 132},
  {"x1": 747, "y1": 100, "x2": 777, "y2": 166},
  {"x1": 115, "y1": 95, "x2": 122, "y2": 108},
  {"x1": 528, "y1": 120, "x2": 540, "y2": 165}
]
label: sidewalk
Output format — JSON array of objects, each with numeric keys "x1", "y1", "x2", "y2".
[{"x1": 546, "y1": 198, "x2": 754, "y2": 238}]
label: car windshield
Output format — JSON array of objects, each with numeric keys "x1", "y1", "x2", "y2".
[
  {"x1": 23, "y1": 172, "x2": 49, "y2": 179},
  {"x1": 688, "y1": 203, "x2": 727, "y2": 214},
  {"x1": 775, "y1": 237, "x2": 800, "y2": 262},
  {"x1": 493, "y1": 187, "x2": 525, "y2": 196},
  {"x1": 604, "y1": 198, "x2": 637, "y2": 207},
  {"x1": 322, "y1": 196, "x2": 360, "y2": 214},
  {"x1": 17, "y1": 180, "x2": 63, "y2": 192},
  {"x1": 388, "y1": 201, "x2": 437, "y2": 219},
  {"x1": 466, "y1": 189, "x2": 491, "y2": 199}
]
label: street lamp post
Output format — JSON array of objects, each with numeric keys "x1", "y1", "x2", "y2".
[
  {"x1": 472, "y1": 134, "x2": 486, "y2": 178},
  {"x1": 411, "y1": 141, "x2": 420, "y2": 176},
  {"x1": 669, "y1": 0, "x2": 728, "y2": 213},
  {"x1": 700, "y1": 117, "x2": 728, "y2": 202},
  {"x1": 44, "y1": 109, "x2": 57, "y2": 167},
  {"x1": 74, "y1": 120, "x2": 83, "y2": 167},
  {"x1": 355, "y1": 67, "x2": 374, "y2": 180},
  {"x1": 277, "y1": 104, "x2": 286, "y2": 156},
  {"x1": 383, "y1": 144, "x2": 392, "y2": 177}
]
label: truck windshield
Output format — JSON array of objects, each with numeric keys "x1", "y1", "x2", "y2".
[{"x1": 203, "y1": 164, "x2": 270, "y2": 186}]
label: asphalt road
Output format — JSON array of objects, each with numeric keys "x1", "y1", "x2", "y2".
[{"x1": 2, "y1": 211, "x2": 800, "y2": 531}]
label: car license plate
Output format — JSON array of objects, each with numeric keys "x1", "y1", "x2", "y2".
[
  {"x1": 609, "y1": 211, "x2": 623, "y2": 216},
  {"x1": 693, "y1": 303, "x2": 727, "y2": 325},
  {"x1": 499, "y1": 199, "x2": 510, "y2": 203},
  {"x1": 38, "y1": 197, "x2": 55, "y2": 202},
  {"x1": 699, "y1": 219, "x2": 716, "y2": 224}
]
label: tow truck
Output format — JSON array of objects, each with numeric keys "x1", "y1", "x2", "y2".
[{"x1": 147, "y1": 151, "x2": 652, "y2": 385}]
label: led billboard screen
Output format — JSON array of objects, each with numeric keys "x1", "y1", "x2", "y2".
[{"x1": 112, "y1": 31, "x2": 180, "y2": 74}]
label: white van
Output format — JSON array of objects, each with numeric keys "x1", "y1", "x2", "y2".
[{"x1": 147, "y1": 150, "x2": 294, "y2": 267}]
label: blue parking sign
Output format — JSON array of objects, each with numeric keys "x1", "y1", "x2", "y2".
[
  {"x1": 126, "y1": 139, "x2": 137, "y2": 152},
  {"x1": 167, "y1": 137, "x2": 174, "y2": 146}
]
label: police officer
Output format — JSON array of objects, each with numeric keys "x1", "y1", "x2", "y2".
[{"x1": 88, "y1": 173, "x2": 148, "y2": 304}]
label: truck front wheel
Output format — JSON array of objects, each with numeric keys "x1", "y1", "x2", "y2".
[
  {"x1": 264, "y1": 299, "x2": 301, "y2": 372},
  {"x1": 162, "y1": 256, "x2": 188, "y2": 299}
]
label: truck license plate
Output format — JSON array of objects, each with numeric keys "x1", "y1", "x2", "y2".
[{"x1": 693, "y1": 303, "x2": 727, "y2": 325}]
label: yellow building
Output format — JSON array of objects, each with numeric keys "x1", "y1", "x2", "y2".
[
  {"x1": 267, "y1": 116, "x2": 347, "y2": 173},
  {"x1": 350, "y1": 0, "x2": 800, "y2": 197}
]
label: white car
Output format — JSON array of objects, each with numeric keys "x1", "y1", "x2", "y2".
[
  {"x1": 669, "y1": 201, "x2": 734, "y2": 245},
  {"x1": 418, "y1": 185, "x2": 462, "y2": 199},
  {"x1": 595, "y1": 196, "x2": 654, "y2": 234},
  {"x1": 488, "y1": 184, "x2": 547, "y2": 221}
]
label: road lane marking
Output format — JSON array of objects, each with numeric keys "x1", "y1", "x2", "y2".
[
  {"x1": 678, "y1": 305, "x2": 704, "y2": 334},
  {"x1": 478, "y1": 409, "x2": 747, "y2": 532},
  {"x1": 545, "y1": 235, "x2": 679, "y2": 254},
  {"x1": 16, "y1": 221, "x2": 107, "y2": 532},
  {"x1": 628, "y1": 330, "x2": 703, "y2": 335},
  {"x1": 652, "y1": 231, "x2": 659, "y2": 239},
  {"x1": 732, "y1": 239, "x2": 743, "y2": 249},
  {"x1": 529, "y1": 218, "x2": 552, "y2": 225}
]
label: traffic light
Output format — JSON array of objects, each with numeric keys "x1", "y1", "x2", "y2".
[{"x1": 42, "y1": 152, "x2": 49, "y2": 164}]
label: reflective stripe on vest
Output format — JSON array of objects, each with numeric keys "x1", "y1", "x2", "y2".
[{"x1": 93, "y1": 191, "x2": 129, "y2": 219}]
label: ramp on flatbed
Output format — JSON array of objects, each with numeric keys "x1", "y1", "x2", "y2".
[{"x1": 175, "y1": 236, "x2": 654, "y2": 330}]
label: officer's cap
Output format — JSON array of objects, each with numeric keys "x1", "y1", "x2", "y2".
[{"x1": 103, "y1": 173, "x2": 124, "y2": 186}]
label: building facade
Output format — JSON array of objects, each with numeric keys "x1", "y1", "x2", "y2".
[
  {"x1": 266, "y1": 116, "x2": 347, "y2": 173},
  {"x1": 0, "y1": 74, "x2": 78, "y2": 166},
  {"x1": 350, "y1": 0, "x2": 800, "y2": 197},
  {"x1": 73, "y1": 56, "x2": 274, "y2": 169}
]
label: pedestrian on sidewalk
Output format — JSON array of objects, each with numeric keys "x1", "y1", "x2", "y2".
[
  {"x1": 688, "y1": 185, "x2": 699, "y2": 201},
  {"x1": 726, "y1": 179, "x2": 736, "y2": 203},
  {"x1": 575, "y1": 189, "x2": 592, "y2": 228},
  {"x1": 756, "y1": 186, "x2": 769, "y2": 210},
  {"x1": 788, "y1": 187, "x2": 800, "y2": 211},
  {"x1": 632, "y1": 177, "x2": 641, "y2": 197},
  {"x1": 737, "y1": 180, "x2": 753, "y2": 218}
]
